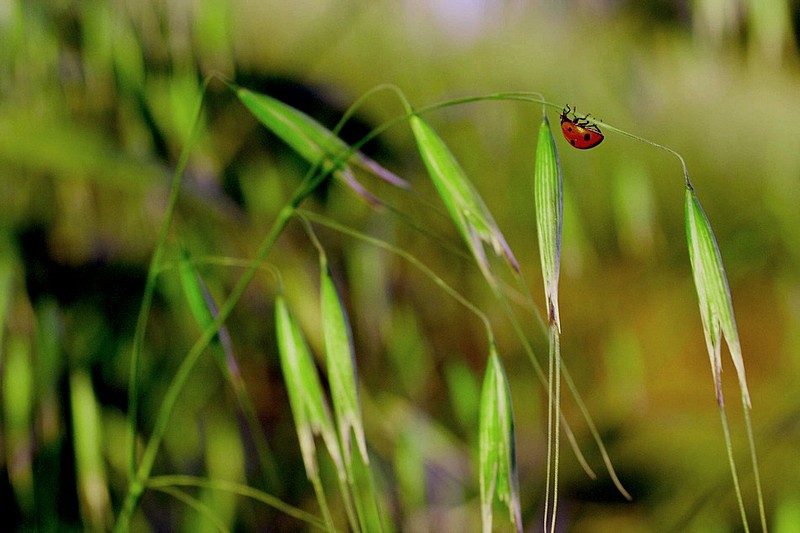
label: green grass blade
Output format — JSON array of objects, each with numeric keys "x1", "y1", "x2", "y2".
[
  {"x1": 124, "y1": 76, "x2": 212, "y2": 497},
  {"x1": 70, "y1": 370, "x2": 112, "y2": 531},
  {"x1": 117, "y1": 82, "x2": 329, "y2": 532},
  {"x1": 685, "y1": 186, "x2": 750, "y2": 407},
  {"x1": 2, "y1": 336, "x2": 35, "y2": 515},
  {"x1": 275, "y1": 294, "x2": 341, "y2": 531},
  {"x1": 686, "y1": 185, "x2": 767, "y2": 531},
  {"x1": 275, "y1": 294, "x2": 343, "y2": 477},
  {"x1": 236, "y1": 88, "x2": 346, "y2": 167},
  {"x1": 321, "y1": 255, "x2": 368, "y2": 463},
  {"x1": 533, "y1": 114, "x2": 563, "y2": 331},
  {"x1": 347, "y1": 443, "x2": 390, "y2": 533},
  {"x1": 178, "y1": 249, "x2": 219, "y2": 343},
  {"x1": 177, "y1": 250, "x2": 281, "y2": 491},
  {"x1": 533, "y1": 112, "x2": 565, "y2": 531},
  {"x1": 409, "y1": 114, "x2": 518, "y2": 289},
  {"x1": 236, "y1": 88, "x2": 405, "y2": 199},
  {"x1": 319, "y1": 252, "x2": 380, "y2": 532},
  {"x1": 0, "y1": 237, "x2": 15, "y2": 347},
  {"x1": 150, "y1": 486, "x2": 231, "y2": 533},
  {"x1": 479, "y1": 346, "x2": 522, "y2": 533},
  {"x1": 148, "y1": 475, "x2": 327, "y2": 529}
]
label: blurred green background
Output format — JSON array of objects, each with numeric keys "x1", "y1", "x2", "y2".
[{"x1": 2, "y1": 0, "x2": 799, "y2": 531}]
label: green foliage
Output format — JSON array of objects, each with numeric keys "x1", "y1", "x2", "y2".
[
  {"x1": 69, "y1": 370, "x2": 112, "y2": 531},
  {"x1": 409, "y1": 114, "x2": 518, "y2": 289},
  {"x1": 533, "y1": 114, "x2": 563, "y2": 331},
  {"x1": 685, "y1": 187, "x2": 750, "y2": 407},
  {"x1": 2, "y1": 1, "x2": 795, "y2": 531},
  {"x1": 479, "y1": 348, "x2": 522, "y2": 533}
]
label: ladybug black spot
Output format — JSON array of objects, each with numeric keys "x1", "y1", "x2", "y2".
[{"x1": 583, "y1": 133, "x2": 591, "y2": 141}]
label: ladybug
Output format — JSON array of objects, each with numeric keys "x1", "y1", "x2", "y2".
[{"x1": 559, "y1": 105, "x2": 604, "y2": 149}]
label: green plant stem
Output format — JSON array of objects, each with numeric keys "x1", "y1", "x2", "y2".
[
  {"x1": 602, "y1": 114, "x2": 768, "y2": 524},
  {"x1": 148, "y1": 475, "x2": 325, "y2": 528},
  {"x1": 114, "y1": 205, "x2": 297, "y2": 533},
  {"x1": 558, "y1": 360, "x2": 632, "y2": 501},
  {"x1": 151, "y1": 486, "x2": 231, "y2": 533},
  {"x1": 590, "y1": 118, "x2": 692, "y2": 189},
  {"x1": 224, "y1": 352, "x2": 282, "y2": 491},
  {"x1": 542, "y1": 326, "x2": 563, "y2": 532},
  {"x1": 299, "y1": 210, "x2": 494, "y2": 342},
  {"x1": 719, "y1": 403, "x2": 750, "y2": 533},
  {"x1": 500, "y1": 291, "x2": 633, "y2": 500},
  {"x1": 543, "y1": 326, "x2": 553, "y2": 530},
  {"x1": 125, "y1": 77, "x2": 212, "y2": 480},
  {"x1": 742, "y1": 396, "x2": 768, "y2": 532},
  {"x1": 497, "y1": 296, "x2": 595, "y2": 479},
  {"x1": 298, "y1": 218, "x2": 373, "y2": 533},
  {"x1": 117, "y1": 75, "x2": 363, "y2": 531},
  {"x1": 599, "y1": 111, "x2": 770, "y2": 518},
  {"x1": 310, "y1": 473, "x2": 337, "y2": 533},
  {"x1": 554, "y1": 330, "x2": 562, "y2": 532}
]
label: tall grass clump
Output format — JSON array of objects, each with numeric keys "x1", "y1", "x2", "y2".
[{"x1": 104, "y1": 79, "x2": 768, "y2": 532}]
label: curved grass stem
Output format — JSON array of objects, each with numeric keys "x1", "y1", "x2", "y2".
[{"x1": 544, "y1": 327, "x2": 562, "y2": 533}]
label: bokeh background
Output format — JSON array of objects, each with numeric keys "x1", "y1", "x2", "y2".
[{"x1": 2, "y1": 0, "x2": 800, "y2": 531}]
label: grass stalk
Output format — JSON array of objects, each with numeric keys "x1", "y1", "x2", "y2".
[
  {"x1": 719, "y1": 404, "x2": 750, "y2": 532},
  {"x1": 543, "y1": 326, "x2": 562, "y2": 532},
  {"x1": 742, "y1": 395, "x2": 769, "y2": 532},
  {"x1": 124, "y1": 78, "x2": 213, "y2": 482},
  {"x1": 114, "y1": 204, "x2": 297, "y2": 533},
  {"x1": 147, "y1": 475, "x2": 326, "y2": 528},
  {"x1": 117, "y1": 83, "x2": 764, "y2": 531}
]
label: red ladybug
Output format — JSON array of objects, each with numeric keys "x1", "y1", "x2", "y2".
[{"x1": 560, "y1": 105, "x2": 604, "y2": 149}]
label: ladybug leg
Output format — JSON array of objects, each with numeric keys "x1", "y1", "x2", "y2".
[
  {"x1": 577, "y1": 113, "x2": 602, "y2": 133},
  {"x1": 584, "y1": 113, "x2": 603, "y2": 123}
]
